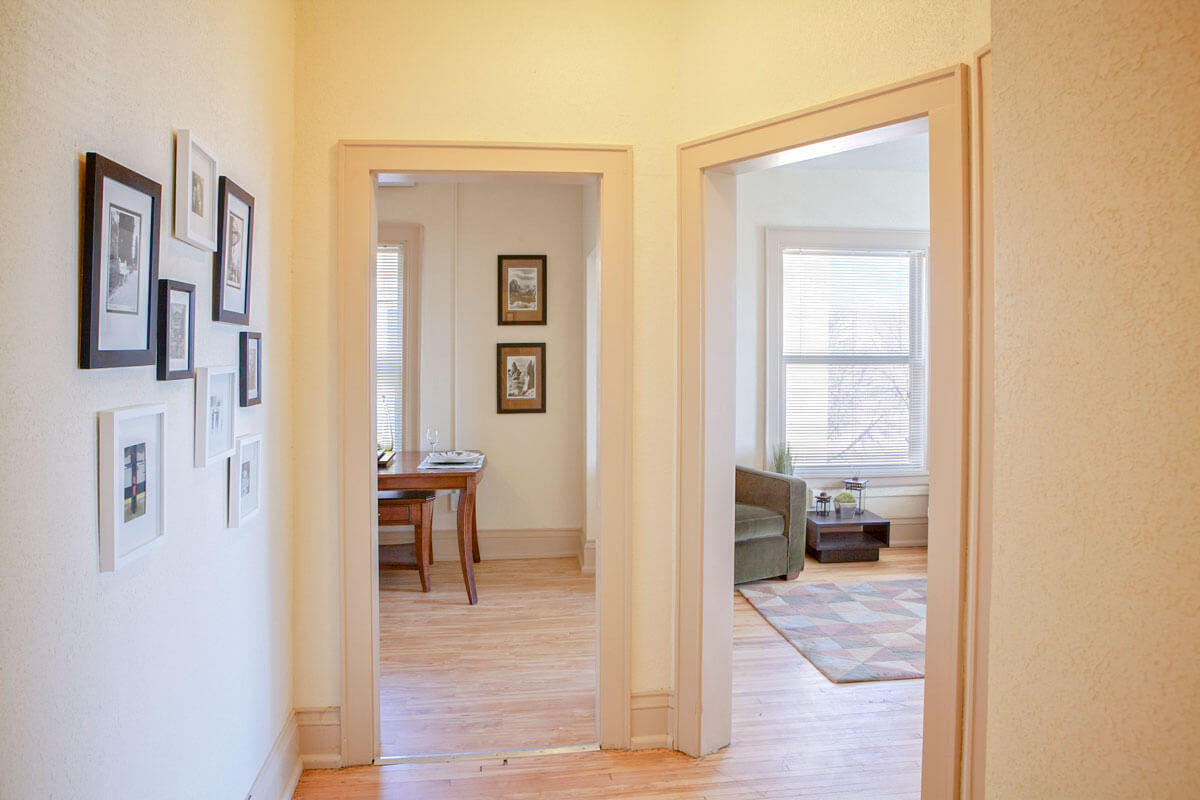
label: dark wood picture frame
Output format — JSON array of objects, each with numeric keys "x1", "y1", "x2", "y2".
[
  {"x1": 497, "y1": 255, "x2": 547, "y2": 325},
  {"x1": 80, "y1": 152, "x2": 161, "y2": 369},
  {"x1": 213, "y1": 176, "x2": 254, "y2": 325},
  {"x1": 239, "y1": 331, "x2": 262, "y2": 407},
  {"x1": 156, "y1": 279, "x2": 195, "y2": 380},
  {"x1": 496, "y1": 342, "x2": 546, "y2": 413}
]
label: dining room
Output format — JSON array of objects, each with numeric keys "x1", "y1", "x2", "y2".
[{"x1": 372, "y1": 172, "x2": 601, "y2": 758}]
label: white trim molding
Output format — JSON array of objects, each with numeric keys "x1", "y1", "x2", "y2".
[
  {"x1": 297, "y1": 706, "x2": 342, "y2": 770},
  {"x1": 630, "y1": 691, "x2": 676, "y2": 750},
  {"x1": 247, "y1": 711, "x2": 302, "y2": 800},
  {"x1": 579, "y1": 533, "x2": 596, "y2": 573}
]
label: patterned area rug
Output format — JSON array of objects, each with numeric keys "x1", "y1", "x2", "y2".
[{"x1": 738, "y1": 578, "x2": 926, "y2": 683}]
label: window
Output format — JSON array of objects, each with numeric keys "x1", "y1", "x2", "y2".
[
  {"x1": 375, "y1": 224, "x2": 421, "y2": 451},
  {"x1": 766, "y1": 228, "x2": 929, "y2": 476}
]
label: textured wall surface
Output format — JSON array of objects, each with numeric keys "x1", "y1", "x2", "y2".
[
  {"x1": 989, "y1": 0, "x2": 1200, "y2": 795},
  {"x1": 0, "y1": 1, "x2": 295, "y2": 797}
]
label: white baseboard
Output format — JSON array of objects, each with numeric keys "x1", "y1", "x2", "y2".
[
  {"x1": 296, "y1": 707, "x2": 342, "y2": 770},
  {"x1": 630, "y1": 691, "x2": 675, "y2": 750},
  {"x1": 889, "y1": 515, "x2": 929, "y2": 547},
  {"x1": 380, "y1": 527, "x2": 583, "y2": 562},
  {"x1": 247, "y1": 711, "x2": 302, "y2": 800},
  {"x1": 579, "y1": 534, "x2": 595, "y2": 573}
]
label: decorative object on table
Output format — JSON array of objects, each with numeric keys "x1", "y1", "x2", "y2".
[
  {"x1": 497, "y1": 254, "x2": 547, "y2": 325},
  {"x1": 212, "y1": 176, "x2": 254, "y2": 324},
  {"x1": 172, "y1": 130, "x2": 218, "y2": 251},
  {"x1": 738, "y1": 577, "x2": 926, "y2": 683},
  {"x1": 79, "y1": 152, "x2": 161, "y2": 369},
  {"x1": 239, "y1": 331, "x2": 262, "y2": 406},
  {"x1": 496, "y1": 342, "x2": 546, "y2": 413},
  {"x1": 377, "y1": 447, "x2": 395, "y2": 467},
  {"x1": 418, "y1": 450, "x2": 485, "y2": 471},
  {"x1": 424, "y1": 426, "x2": 440, "y2": 452},
  {"x1": 770, "y1": 442, "x2": 793, "y2": 475},
  {"x1": 842, "y1": 476, "x2": 868, "y2": 514},
  {"x1": 833, "y1": 491, "x2": 857, "y2": 516},
  {"x1": 97, "y1": 404, "x2": 167, "y2": 571},
  {"x1": 155, "y1": 280, "x2": 195, "y2": 381},
  {"x1": 194, "y1": 365, "x2": 237, "y2": 467},
  {"x1": 228, "y1": 433, "x2": 263, "y2": 528},
  {"x1": 813, "y1": 491, "x2": 832, "y2": 516}
]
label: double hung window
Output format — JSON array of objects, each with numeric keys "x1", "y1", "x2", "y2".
[{"x1": 375, "y1": 224, "x2": 421, "y2": 452}]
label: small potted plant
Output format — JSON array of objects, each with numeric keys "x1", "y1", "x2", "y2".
[
  {"x1": 770, "y1": 443, "x2": 793, "y2": 476},
  {"x1": 834, "y1": 491, "x2": 857, "y2": 516}
]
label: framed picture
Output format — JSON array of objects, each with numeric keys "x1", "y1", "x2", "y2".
[
  {"x1": 497, "y1": 255, "x2": 547, "y2": 325},
  {"x1": 156, "y1": 280, "x2": 195, "y2": 380},
  {"x1": 496, "y1": 342, "x2": 546, "y2": 413},
  {"x1": 239, "y1": 331, "x2": 262, "y2": 406},
  {"x1": 173, "y1": 130, "x2": 218, "y2": 251},
  {"x1": 98, "y1": 404, "x2": 167, "y2": 572},
  {"x1": 228, "y1": 433, "x2": 263, "y2": 528},
  {"x1": 194, "y1": 365, "x2": 237, "y2": 467},
  {"x1": 213, "y1": 177, "x2": 254, "y2": 325},
  {"x1": 80, "y1": 152, "x2": 161, "y2": 369}
]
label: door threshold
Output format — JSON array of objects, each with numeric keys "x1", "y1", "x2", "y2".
[{"x1": 376, "y1": 743, "x2": 600, "y2": 765}]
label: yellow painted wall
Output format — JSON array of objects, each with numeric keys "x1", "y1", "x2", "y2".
[
  {"x1": 988, "y1": 0, "x2": 1200, "y2": 795},
  {"x1": 0, "y1": 0, "x2": 295, "y2": 797}
]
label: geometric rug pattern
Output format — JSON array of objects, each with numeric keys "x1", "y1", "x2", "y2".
[{"x1": 738, "y1": 578, "x2": 926, "y2": 683}]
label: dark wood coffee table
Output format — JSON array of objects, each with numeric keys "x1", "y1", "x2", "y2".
[{"x1": 805, "y1": 509, "x2": 891, "y2": 563}]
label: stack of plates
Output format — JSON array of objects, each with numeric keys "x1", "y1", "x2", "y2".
[{"x1": 419, "y1": 451, "x2": 484, "y2": 470}]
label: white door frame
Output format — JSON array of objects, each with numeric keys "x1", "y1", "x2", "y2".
[
  {"x1": 336, "y1": 141, "x2": 634, "y2": 764},
  {"x1": 675, "y1": 66, "x2": 986, "y2": 798}
]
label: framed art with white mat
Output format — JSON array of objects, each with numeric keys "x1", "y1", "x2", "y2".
[
  {"x1": 212, "y1": 177, "x2": 254, "y2": 324},
  {"x1": 156, "y1": 279, "x2": 195, "y2": 381},
  {"x1": 173, "y1": 130, "x2": 218, "y2": 251},
  {"x1": 194, "y1": 365, "x2": 237, "y2": 467},
  {"x1": 239, "y1": 331, "x2": 262, "y2": 406},
  {"x1": 228, "y1": 433, "x2": 262, "y2": 528},
  {"x1": 98, "y1": 404, "x2": 167, "y2": 572}
]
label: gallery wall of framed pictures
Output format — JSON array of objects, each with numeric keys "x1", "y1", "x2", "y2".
[
  {"x1": 495, "y1": 254, "x2": 548, "y2": 414},
  {"x1": 83, "y1": 135, "x2": 268, "y2": 570}
]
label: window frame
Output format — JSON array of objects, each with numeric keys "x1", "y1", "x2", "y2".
[
  {"x1": 764, "y1": 227, "x2": 930, "y2": 480},
  {"x1": 375, "y1": 222, "x2": 422, "y2": 452}
]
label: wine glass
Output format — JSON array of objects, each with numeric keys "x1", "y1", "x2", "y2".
[{"x1": 425, "y1": 427, "x2": 440, "y2": 454}]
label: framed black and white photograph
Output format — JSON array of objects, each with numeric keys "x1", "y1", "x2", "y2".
[
  {"x1": 173, "y1": 130, "x2": 218, "y2": 251},
  {"x1": 98, "y1": 404, "x2": 167, "y2": 571},
  {"x1": 228, "y1": 433, "x2": 263, "y2": 528},
  {"x1": 80, "y1": 153, "x2": 161, "y2": 369},
  {"x1": 194, "y1": 365, "x2": 237, "y2": 467},
  {"x1": 496, "y1": 342, "x2": 546, "y2": 413},
  {"x1": 497, "y1": 255, "x2": 547, "y2": 325},
  {"x1": 156, "y1": 280, "x2": 195, "y2": 380},
  {"x1": 213, "y1": 177, "x2": 254, "y2": 325},
  {"x1": 239, "y1": 331, "x2": 262, "y2": 406}
]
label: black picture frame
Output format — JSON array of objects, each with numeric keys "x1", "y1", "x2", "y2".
[
  {"x1": 497, "y1": 255, "x2": 547, "y2": 325},
  {"x1": 239, "y1": 331, "x2": 262, "y2": 407},
  {"x1": 213, "y1": 176, "x2": 254, "y2": 325},
  {"x1": 80, "y1": 152, "x2": 161, "y2": 369},
  {"x1": 156, "y1": 279, "x2": 195, "y2": 380},
  {"x1": 496, "y1": 342, "x2": 546, "y2": 413}
]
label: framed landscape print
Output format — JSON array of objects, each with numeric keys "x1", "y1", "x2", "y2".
[
  {"x1": 173, "y1": 130, "x2": 218, "y2": 251},
  {"x1": 239, "y1": 331, "x2": 262, "y2": 407},
  {"x1": 497, "y1": 255, "x2": 546, "y2": 325},
  {"x1": 156, "y1": 280, "x2": 195, "y2": 381},
  {"x1": 496, "y1": 342, "x2": 546, "y2": 413},
  {"x1": 98, "y1": 404, "x2": 167, "y2": 572},
  {"x1": 194, "y1": 365, "x2": 237, "y2": 467},
  {"x1": 228, "y1": 433, "x2": 263, "y2": 528},
  {"x1": 213, "y1": 177, "x2": 254, "y2": 325},
  {"x1": 80, "y1": 152, "x2": 161, "y2": 369}
]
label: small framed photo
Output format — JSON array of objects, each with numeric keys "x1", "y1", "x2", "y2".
[
  {"x1": 80, "y1": 152, "x2": 161, "y2": 369},
  {"x1": 228, "y1": 433, "x2": 263, "y2": 528},
  {"x1": 498, "y1": 255, "x2": 547, "y2": 325},
  {"x1": 156, "y1": 280, "x2": 195, "y2": 381},
  {"x1": 195, "y1": 365, "x2": 237, "y2": 467},
  {"x1": 239, "y1": 331, "x2": 262, "y2": 406},
  {"x1": 98, "y1": 404, "x2": 167, "y2": 572},
  {"x1": 497, "y1": 342, "x2": 546, "y2": 413},
  {"x1": 213, "y1": 177, "x2": 254, "y2": 325},
  {"x1": 173, "y1": 130, "x2": 218, "y2": 251}
]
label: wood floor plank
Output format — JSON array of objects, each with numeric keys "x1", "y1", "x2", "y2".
[{"x1": 296, "y1": 548, "x2": 927, "y2": 798}]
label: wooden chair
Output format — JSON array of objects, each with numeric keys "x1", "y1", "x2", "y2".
[{"x1": 378, "y1": 490, "x2": 437, "y2": 592}]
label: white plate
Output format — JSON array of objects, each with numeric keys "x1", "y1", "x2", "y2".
[{"x1": 426, "y1": 450, "x2": 481, "y2": 464}]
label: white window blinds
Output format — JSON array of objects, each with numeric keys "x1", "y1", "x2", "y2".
[
  {"x1": 779, "y1": 242, "x2": 928, "y2": 474},
  {"x1": 375, "y1": 243, "x2": 404, "y2": 451}
]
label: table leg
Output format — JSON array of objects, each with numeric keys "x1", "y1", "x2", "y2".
[
  {"x1": 470, "y1": 484, "x2": 481, "y2": 563},
  {"x1": 456, "y1": 485, "x2": 478, "y2": 605}
]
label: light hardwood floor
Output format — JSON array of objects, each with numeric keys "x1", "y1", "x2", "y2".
[{"x1": 296, "y1": 547, "x2": 926, "y2": 799}]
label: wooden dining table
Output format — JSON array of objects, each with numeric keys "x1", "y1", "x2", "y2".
[{"x1": 378, "y1": 450, "x2": 486, "y2": 604}]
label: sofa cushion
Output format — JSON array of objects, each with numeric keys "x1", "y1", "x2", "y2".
[{"x1": 735, "y1": 503, "x2": 785, "y2": 542}]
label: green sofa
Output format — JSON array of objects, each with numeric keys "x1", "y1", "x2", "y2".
[{"x1": 734, "y1": 466, "x2": 807, "y2": 584}]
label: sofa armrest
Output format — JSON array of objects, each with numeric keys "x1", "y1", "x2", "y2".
[{"x1": 735, "y1": 465, "x2": 808, "y2": 573}]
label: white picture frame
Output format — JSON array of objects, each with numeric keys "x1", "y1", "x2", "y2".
[
  {"x1": 98, "y1": 404, "x2": 167, "y2": 572},
  {"x1": 174, "y1": 130, "x2": 219, "y2": 251},
  {"x1": 228, "y1": 433, "x2": 263, "y2": 528},
  {"x1": 195, "y1": 365, "x2": 238, "y2": 468}
]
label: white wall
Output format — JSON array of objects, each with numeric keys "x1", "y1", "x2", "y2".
[
  {"x1": 375, "y1": 181, "x2": 587, "y2": 536},
  {"x1": 0, "y1": 1, "x2": 295, "y2": 797}
]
